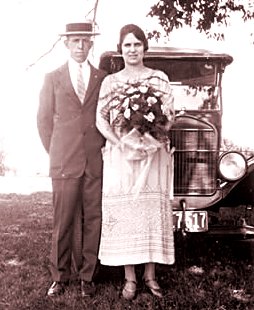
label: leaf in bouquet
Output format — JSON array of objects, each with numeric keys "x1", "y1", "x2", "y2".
[
  {"x1": 130, "y1": 111, "x2": 144, "y2": 128},
  {"x1": 156, "y1": 114, "x2": 168, "y2": 126},
  {"x1": 112, "y1": 112, "x2": 128, "y2": 129},
  {"x1": 142, "y1": 105, "x2": 151, "y2": 115}
]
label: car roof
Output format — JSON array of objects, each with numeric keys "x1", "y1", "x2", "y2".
[{"x1": 100, "y1": 46, "x2": 233, "y2": 65}]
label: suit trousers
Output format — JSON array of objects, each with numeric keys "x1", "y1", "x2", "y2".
[{"x1": 50, "y1": 173, "x2": 102, "y2": 282}]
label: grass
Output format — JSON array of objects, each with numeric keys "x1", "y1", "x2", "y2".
[{"x1": 0, "y1": 191, "x2": 254, "y2": 310}]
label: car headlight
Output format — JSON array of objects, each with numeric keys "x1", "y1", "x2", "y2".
[{"x1": 219, "y1": 152, "x2": 247, "y2": 181}]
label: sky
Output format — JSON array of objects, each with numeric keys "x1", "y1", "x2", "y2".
[{"x1": 0, "y1": 0, "x2": 254, "y2": 175}]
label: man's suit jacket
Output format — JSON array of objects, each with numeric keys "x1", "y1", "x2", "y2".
[{"x1": 37, "y1": 62, "x2": 107, "y2": 179}]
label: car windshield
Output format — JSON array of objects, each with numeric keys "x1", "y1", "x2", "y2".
[{"x1": 144, "y1": 59, "x2": 220, "y2": 111}]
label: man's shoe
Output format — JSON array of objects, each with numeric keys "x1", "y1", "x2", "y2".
[
  {"x1": 47, "y1": 281, "x2": 68, "y2": 297},
  {"x1": 81, "y1": 280, "x2": 96, "y2": 297}
]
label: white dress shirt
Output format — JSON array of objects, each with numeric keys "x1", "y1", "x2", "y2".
[{"x1": 68, "y1": 58, "x2": 91, "y2": 95}]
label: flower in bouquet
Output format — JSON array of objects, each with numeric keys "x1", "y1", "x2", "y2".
[{"x1": 110, "y1": 79, "x2": 170, "y2": 142}]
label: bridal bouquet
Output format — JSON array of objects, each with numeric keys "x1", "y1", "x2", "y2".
[{"x1": 110, "y1": 79, "x2": 170, "y2": 143}]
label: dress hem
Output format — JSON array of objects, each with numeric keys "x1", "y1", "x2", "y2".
[{"x1": 99, "y1": 258, "x2": 175, "y2": 267}]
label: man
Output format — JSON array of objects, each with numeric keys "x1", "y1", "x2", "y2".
[{"x1": 37, "y1": 21, "x2": 106, "y2": 298}]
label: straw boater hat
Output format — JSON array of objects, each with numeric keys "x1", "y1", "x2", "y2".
[{"x1": 59, "y1": 21, "x2": 100, "y2": 36}]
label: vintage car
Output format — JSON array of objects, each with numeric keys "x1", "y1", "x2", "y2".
[{"x1": 99, "y1": 46, "x2": 254, "y2": 241}]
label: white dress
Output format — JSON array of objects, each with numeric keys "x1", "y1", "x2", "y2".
[{"x1": 96, "y1": 69, "x2": 175, "y2": 266}]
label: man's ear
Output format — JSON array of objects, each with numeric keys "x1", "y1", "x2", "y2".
[
  {"x1": 64, "y1": 39, "x2": 69, "y2": 48},
  {"x1": 89, "y1": 40, "x2": 94, "y2": 49}
]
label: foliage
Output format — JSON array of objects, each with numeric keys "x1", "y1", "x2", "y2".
[{"x1": 147, "y1": 0, "x2": 254, "y2": 40}]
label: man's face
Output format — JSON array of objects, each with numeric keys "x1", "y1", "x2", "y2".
[{"x1": 65, "y1": 35, "x2": 93, "y2": 63}]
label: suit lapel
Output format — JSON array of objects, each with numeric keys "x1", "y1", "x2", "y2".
[
  {"x1": 82, "y1": 64, "x2": 102, "y2": 106},
  {"x1": 56, "y1": 63, "x2": 80, "y2": 104}
]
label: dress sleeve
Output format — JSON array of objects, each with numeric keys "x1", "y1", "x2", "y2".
[
  {"x1": 157, "y1": 71, "x2": 175, "y2": 123},
  {"x1": 96, "y1": 75, "x2": 120, "y2": 145}
]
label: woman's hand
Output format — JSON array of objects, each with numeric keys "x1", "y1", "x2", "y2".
[{"x1": 133, "y1": 144, "x2": 148, "y2": 157}]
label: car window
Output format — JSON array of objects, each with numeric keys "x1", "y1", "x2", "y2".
[
  {"x1": 144, "y1": 59, "x2": 219, "y2": 111},
  {"x1": 146, "y1": 60, "x2": 216, "y2": 85},
  {"x1": 171, "y1": 85, "x2": 219, "y2": 111}
]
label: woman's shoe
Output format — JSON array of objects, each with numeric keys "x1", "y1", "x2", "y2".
[
  {"x1": 144, "y1": 278, "x2": 163, "y2": 298},
  {"x1": 122, "y1": 279, "x2": 137, "y2": 300}
]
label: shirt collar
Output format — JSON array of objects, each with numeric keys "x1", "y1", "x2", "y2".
[{"x1": 68, "y1": 57, "x2": 89, "y2": 70}]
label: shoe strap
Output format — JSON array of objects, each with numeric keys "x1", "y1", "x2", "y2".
[
  {"x1": 144, "y1": 278, "x2": 160, "y2": 290},
  {"x1": 125, "y1": 279, "x2": 137, "y2": 284}
]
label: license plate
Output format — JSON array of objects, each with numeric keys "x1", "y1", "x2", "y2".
[{"x1": 173, "y1": 211, "x2": 208, "y2": 232}]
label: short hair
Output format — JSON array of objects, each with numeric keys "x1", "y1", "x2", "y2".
[{"x1": 117, "y1": 24, "x2": 149, "y2": 54}]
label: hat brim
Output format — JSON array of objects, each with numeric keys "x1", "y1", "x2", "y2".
[{"x1": 59, "y1": 31, "x2": 100, "y2": 36}]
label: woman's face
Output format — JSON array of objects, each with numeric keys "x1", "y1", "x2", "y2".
[{"x1": 121, "y1": 33, "x2": 144, "y2": 66}]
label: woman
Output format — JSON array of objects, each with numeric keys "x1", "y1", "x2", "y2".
[{"x1": 96, "y1": 24, "x2": 175, "y2": 300}]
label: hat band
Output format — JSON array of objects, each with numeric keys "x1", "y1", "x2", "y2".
[{"x1": 66, "y1": 23, "x2": 93, "y2": 33}]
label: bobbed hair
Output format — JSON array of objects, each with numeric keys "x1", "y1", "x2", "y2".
[{"x1": 117, "y1": 24, "x2": 149, "y2": 54}]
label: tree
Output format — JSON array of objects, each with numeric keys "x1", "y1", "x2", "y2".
[{"x1": 147, "y1": 0, "x2": 254, "y2": 41}]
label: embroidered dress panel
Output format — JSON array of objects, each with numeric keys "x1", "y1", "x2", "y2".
[{"x1": 77, "y1": 64, "x2": 86, "y2": 103}]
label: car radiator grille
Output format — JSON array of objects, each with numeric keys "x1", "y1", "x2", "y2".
[{"x1": 170, "y1": 117, "x2": 218, "y2": 195}]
